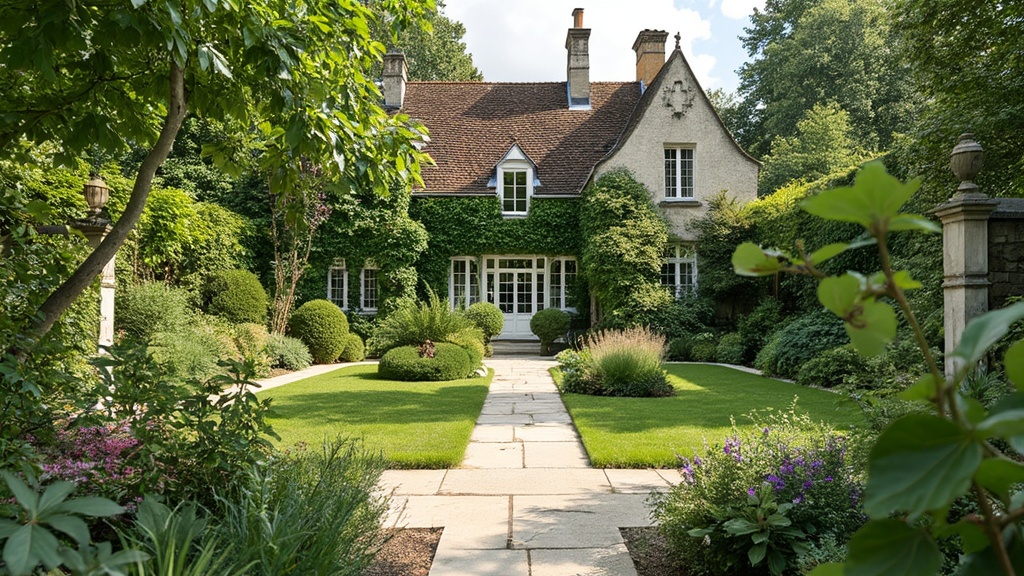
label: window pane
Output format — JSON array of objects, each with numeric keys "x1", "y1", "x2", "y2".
[
  {"x1": 664, "y1": 148, "x2": 677, "y2": 198},
  {"x1": 503, "y1": 170, "x2": 528, "y2": 213},
  {"x1": 362, "y1": 269, "x2": 378, "y2": 310},
  {"x1": 329, "y1": 268, "x2": 346, "y2": 308},
  {"x1": 680, "y1": 148, "x2": 694, "y2": 198},
  {"x1": 452, "y1": 259, "x2": 467, "y2": 308},
  {"x1": 469, "y1": 259, "x2": 480, "y2": 304}
]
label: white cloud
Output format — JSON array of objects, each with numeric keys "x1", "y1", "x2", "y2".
[
  {"x1": 442, "y1": 0, "x2": 719, "y2": 88},
  {"x1": 720, "y1": 0, "x2": 765, "y2": 20}
]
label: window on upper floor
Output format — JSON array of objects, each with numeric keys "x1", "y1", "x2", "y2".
[
  {"x1": 501, "y1": 169, "x2": 529, "y2": 215},
  {"x1": 664, "y1": 146, "x2": 695, "y2": 200},
  {"x1": 327, "y1": 259, "x2": 347, "y2": 310},
  {"x1": 360, "y1": 263, "x2": 379, "y2": 312},
  {"x1": 661, "y1": 243, "x2": 697, "y2": 298}
]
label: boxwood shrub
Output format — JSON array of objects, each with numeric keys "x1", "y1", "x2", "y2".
[
  {"x1": 339, "y1": 333, "x2": 366, "y2": 362},
  {"x1": 530, "y1": 308, "x2": 571, "y2": 355},
  {"x1": 288, "y1": 299, "x2": 350, "y2": 364},
  {"x1": 689, "y1": 332, "x2": 718, "y2": 362},
  {"x1": 377, "y1": 343, "x2": 473, "y2": 381},
  {"x1": 463, "y1": 302, "x2": 504, "y2": 343},
  {"x1": 445, "y1": 327, "x2": 485, "y2": 370},
  {"x1": 204, "y1": 269, "x2": 268, "y2": 324}
]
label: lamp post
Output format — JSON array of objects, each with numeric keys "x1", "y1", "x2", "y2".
[{"x1": 70, "y1": 174, "x2": 116, "y2": 350}]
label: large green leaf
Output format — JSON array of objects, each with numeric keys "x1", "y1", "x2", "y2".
[
  {"x1": 899, "y1": 374, "x2": 939, "y2": 402},
  {"x1": 808, "y1": 564, "x2": 845, "y2": 576},
  {"x1": 975, "y1": 458, "x2": 1024, "y2": 497},
  {"x1": 958, "y1": 525, "x2": 1024, "y2": 576},
  {"x1": 58, "y1": 497, "x2": 124, "y2": 518},
  {"x1": 732, "y1": 242, "x2": 787, "y2": 276},
  {"x1": 37, "y1": 481, "x2": 76, "y2": 515},
  {"x1": 845, "y1": 299, "x2": 897, "y2": 357},
  {"x1": 1006, "y1": 340, "x2": 1024, "y2": 391},
  {"x1": 989, "y1": 393, "x2": 1024, "y2": 453},
  {"x1": 818, "y1": 274, "x2": 861, "y2": 317},
  {"x1": 951, "y1": 301, "x2": 1024, "y2": 373},
  {"x1": 865, "y1": 414, "x2": 982, "y2": 518},
  {"x1": 845, "y1": 519, "x2": 942, "y2": 576},
  {"x1": 1, "y1": 471, "x2": 38, "y2": 512},
  {"x1": 801, "y1": 162, "x2": 922, "y2": 233}
]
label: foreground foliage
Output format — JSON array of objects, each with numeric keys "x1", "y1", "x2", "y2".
[{"x1": 733, "y1": 162, "x2": 1024, "y2": 575}]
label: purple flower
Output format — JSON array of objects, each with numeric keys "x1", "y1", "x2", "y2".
[
  {"x1": 766, "y1": 474, "x2": 785, "y2": 491},
  {"x1": 748, "y1": 487, "x2": 756, "y2": 496},
  {"x1": 792, "y1": 495, "x2": 804, "y2": 504},
  {"x1": 824, "y1": 476, "x2": 833, "y2": 482}
]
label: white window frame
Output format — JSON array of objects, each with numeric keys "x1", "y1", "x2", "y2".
[
  {"x1": 548, "y1": 256, "x2": 578, "y2": 312},
  {"x1": 360, "y1": 262, "x2": 379, "y2": 312},
  {"x1": 661, "y1": 244, "x2": 697, "y2": 298},
  {"x1": 664, "y1": 146, "x2": 695, "y2": 200},
  {"x1": 327, "y1": 259, "x2": 348, "y2": 310},
  {"x1": 449, "y1": 256, "x2": 481, "y2": 309},
  {"x1": 499, "y1": 163, "x2": 532, "y2": 216}
]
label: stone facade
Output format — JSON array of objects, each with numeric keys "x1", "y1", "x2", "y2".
[{"x1": 989, "y1": 198, "x2": 1024, "y2": 309}]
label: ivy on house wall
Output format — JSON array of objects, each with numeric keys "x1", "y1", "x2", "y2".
[{"x1": 408, "y1": 195, "x2": 587, "y2": 308}]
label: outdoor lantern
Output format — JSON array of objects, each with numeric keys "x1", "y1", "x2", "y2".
[
  {"x1": 83, "y1": 175, "x2": 109, "y2": 217},
  {"x1": 950, "y1": 133, "x2": 984, "y2": 194}
]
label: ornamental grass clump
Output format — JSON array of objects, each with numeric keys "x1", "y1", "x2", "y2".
[
  {"x1": 556, "y1": 326, "x2": 672, "y2": 397},
  {"x1": 651, "y1": 408, "x2": 867, "y2": 576}
]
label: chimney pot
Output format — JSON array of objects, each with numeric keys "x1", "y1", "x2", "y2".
[
  {"x1": 632, "y1": 29, "x2": 669, "y2": 88},
  {"x1": 383, "y1": 51, "x2": 407, "y2": 109},
  {"x1": 572, "y1": 8, "x2": 584, "y2": 28}
]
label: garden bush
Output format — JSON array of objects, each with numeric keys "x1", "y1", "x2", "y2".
[
  {"x1": 368, "y1": 290, "x2": 472, "y2": 356},
  {"x1": 689, "y1": 332, "x2": 719, "y2": 362},
  {"x1": 651, "y1": 409, "x2": 866, "y2": 575},
  {"x1": 445, "y1": 327, "x2": 485, "y2": 370},
  {"x1": 737, "y1": 298, "x2": 784, "y2": 361},
  {"x1": 233, "y1": 322, "x2": 272, "y2": 378},
  {"x1": 754, "y1": 337, "x2": 781, "y2": 375},
  {"x1": 764, "y1": 311, "x2": 847, "y2": 379},
  {"x1": 585, "y1": 327, "x2": 672, "y2": 397},
  {"x1": 204, "y1": 269, "x2": 268, "y2": 324},
  {"x1": 288, "y1": 299, "x2": 350, "y2": 364},
  {"x1": 666, "y1": 335, "x2": 693, "y2": 361},
  {"x1": 715, "y1": 332, "x2": 745, "y2": 365},
  {"x1": 796, "y1": 345, "x2": 866, "y2": 388},
  {"x1": 636, "y1": 296, "x2": 716, "y2": 340},
  {"x1": 338, "y1": 333, "x2": 366, "y2": 362},
  {"x1": 377, "y1": 343, "x2": 474, "y2": 381},
  {"x1": 463, "y1": 302, "x2": 504, "y2": 344},
  {"x1": 150, "y1": 315, "x2": 236, "y2": 382},
  {"x1": 554, "y1": 348, "x2": 603, "y2": 395},
  {"x1": 530, "y1": 308, "x2": 571, "y2": 355},
  {"x1": 266, "y1": 334, "x2": 312, "y2": 371},
  {"x1": 116, "y1": 281, "x2": 193, "y2": 342}
]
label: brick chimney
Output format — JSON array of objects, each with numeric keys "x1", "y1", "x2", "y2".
[
  {"x1": 632, "y1": 30, "x2": 669, "y2": 88},
  {"x1": 383, "y1": 51, "x2": 407, "y2": 109},
  {"x1": 566, "y1": 8, "x2": 590, "y2": 108}
]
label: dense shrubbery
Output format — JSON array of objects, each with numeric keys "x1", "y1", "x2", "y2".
[
  {"x1": 530, "y1": 308, "x2": 571, "y2": 355},
  {"x1": 652, "y1": 409, "x2": 866, "y2": 575},
  {"x1": 288, "y1": 299, "x2": 350, "y2": 364},
  {"x1": 736, "y1": 298, "x2": 784, "y2": 362},
  {"x1": 377, "y1": 342, "x2": 474, "y2": 381},
  {"x1": 715, "y1": 332, "x2": 745, "y2": 365},
  {"x1": 368, "y1": 290, "x2": 474, "y2": 356},
  {"x1": 116, "y1": 281, "x2": 193, "y2": 342},
  {"x1": 756, "y1": 311, "x2": 847, "y2": 379},
  {"x1": 690, "y1": 332, "x2": 719, "y2": 363},
  {"x1": 149, "y1": 317, "x2": 234, "y2": 382},
  {"x1": 232, "y1": 322, "x2": 272, "y2": 378},
  {"x1": 203, "y1": 269, "x2": 268, "y2": 324},
  {"x1": 556, "y1": 327, "x2": 673, "y2": 397},
  {"x1": 266, "y1": 333, "x2": 313, "y2": 370},
  {"x1": 339, "y1": 333, "x2": 366, "y2": 362},
  {"x1": 463, "y1": 302, "x2": 504, "y2": 346}
]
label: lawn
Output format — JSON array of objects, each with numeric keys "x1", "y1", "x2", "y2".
[
  {"x1": 256, "y1": 364, "x2": 492, "y2": 469},
  {"x1": 558, "y1": 363, "x2": 866, "y2": 468}
]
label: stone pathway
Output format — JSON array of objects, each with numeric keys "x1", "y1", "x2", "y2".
[{"x1": 379, "y1": 356, "x2": 681, "y2": 576}]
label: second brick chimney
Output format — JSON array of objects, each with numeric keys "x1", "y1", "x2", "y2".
[
  {"x1": 383, "y1": 51, "x2": 408, "y2": 109},
  {"x1": 633, "y1": 29, "x2": 669, "y2": 89},
  {"x1": 566, "y1": 8, "x2": 591, "y2": 108}
]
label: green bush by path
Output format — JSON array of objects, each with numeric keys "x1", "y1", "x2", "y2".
[
  {"x1": 266, "y1": 334, "x2": 312, "y2": 370},
  {"x1": 555, "y1": 326, "x2": 672, "y2": 397},
  {"x1": 116, "y1": 282, "x2": 193, "y2": 342},
  {"x1": 463, "y1": 302, "x2": 504, "y2": 344},
  {"x1": 530, "y1": 308, "x2": 571, "y2": 354},
  {"x1": 288, "y1": 299, "x2": 349, "y2": 364},
  {"x1": 368, "y1": 290, "x2": 474, "y2": 356},
  {"x1": 338, "y1": 333, "x2": 366, "y2": 362},
  {"x1": 557, "y1": 363, "x2": 865, "y2": 468},
  {"x1": 204, "y1": 269, "x2": 268, "y2": 324},
  {"x1": 758, "y1": 311, "x2": 847, "y2": 378},
  {"x1": 377, "y1": 342, "x2": 473, "y2": 381},
  {"x1": 257, "y1": 364, "x2": 492, "y2": 468},
  {"x1": 714, "y1": 332, "x2": 745, "y2": 365}
]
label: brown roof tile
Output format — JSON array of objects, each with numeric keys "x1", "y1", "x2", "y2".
[{"x1": 400, "y1": 82, "x2": 642, "y2": 195}]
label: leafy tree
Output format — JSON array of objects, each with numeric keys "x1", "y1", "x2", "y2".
[
  {"x1": 737, "y1": 0, "x2": 912, "y2": 156},
  {"x1": 373, "y1": 0, "x2": 482, "y2": 81},
  {"x1": 758, "y1": 101, "x2": 869, "y2": 194},
  {"x1": 0, "y1": 0, "x2": 434, "y2": 340}
]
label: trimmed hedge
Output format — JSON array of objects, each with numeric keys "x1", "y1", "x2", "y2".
[
  {"x1": 530, "y1": 308, "x2": 571, "y2": 355},
  {"x1": 339, "y1": 333, "x2": 366, "y2": 362},
  {"x1": 204, "y1": 269, "x2": 268, "y2": 324},
  {"x1": 377, "y1": 343, "x2": 474, "y2": 381},
  {"x1": 288, "y1": 299, "x2": 350, "y2": 364}
]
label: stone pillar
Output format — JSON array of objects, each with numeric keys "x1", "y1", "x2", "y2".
[
  {"x1": 930, "y1": 134, "x2": 997, "y2": 375},
  {"x1": 71, "y1": 222, "x2": 115, "y2": 351}
]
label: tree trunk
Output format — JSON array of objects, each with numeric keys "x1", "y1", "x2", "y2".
[{"x1": 35, "y1": 63, "x2": 188, "y2": 339}]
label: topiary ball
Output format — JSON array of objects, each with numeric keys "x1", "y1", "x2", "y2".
[
  {"x1": 377, "y1": 343, "x2": 473, "y2": 381},
  {"x1": 339, "y1": 333, "x2": 366, "y2": 362},
  {"x1": 287, "y1": 299, "x2": 350, "y2": 364},
  {"x1": 463, "y1": 302, "x2": 504, "y2": 342},
  {"x1": 204, "y1": 269, "x2": 268, "y2": 324},
  {"x1": 530, "y1": 308, "x2": 571, "y2": 354}
]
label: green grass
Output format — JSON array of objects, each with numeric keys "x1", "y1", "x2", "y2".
[
  {"x1": 257, "y1": 364, "x2": 492, "y2": 469},
  {"x1": 557, "y1": 363, "x2": 866, "y2": 468}
]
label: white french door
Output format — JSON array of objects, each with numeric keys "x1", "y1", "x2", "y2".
[{"x1": 485, "y1": 257, "x2": 545, "y2": 339}]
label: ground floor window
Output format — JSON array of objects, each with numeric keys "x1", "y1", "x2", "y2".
[
  {"x1": 549, "y1": 257, "x2": 577, "y2": 311},
  {"x1": 661, "y1": 243, "x2": 697, "y2": 298},
  {"x1": 450, "y1": 257, "x2": 480, "y2": 309},
  {"x1": 327, "y1": 259, "x2": 347, "y2": 309},
  {"x1": 360, "y1": 263, "x2": 379, "y2": 312}
]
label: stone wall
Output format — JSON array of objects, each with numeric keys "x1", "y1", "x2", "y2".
[{"x1": 989, "y1": 198, "x2": 1024, "y2": 309}]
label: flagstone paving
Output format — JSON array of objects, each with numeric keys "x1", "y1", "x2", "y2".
[{"x1": 379, "y1": 356, "x2": 682, "y2": 576}]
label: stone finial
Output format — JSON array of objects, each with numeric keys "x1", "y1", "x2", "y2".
[
  {"x1": 674, "y1": 32, "x2": 681, "y2": 50},
  {"x1": 950, "y1": 133, "x2": 984, "y2": 197}
]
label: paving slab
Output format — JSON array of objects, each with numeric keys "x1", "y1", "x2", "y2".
[
  {"x1": 511, "y1": 494, "x2": 651, "y2": 548},
  {"x1": 378, "y1": 469, "x2": 446, "y2": 495},
  {"x1": 476, "y1": 414, "x2": 533, "y2": 425},
  {"x1": 523, "y1": 441, "x2": 589, "y2": 468},
  {"x1": 440, "y1": 468, "x2": 611, "y2": 495},
  {"x1": 531, "y1": 412, "x2": 575, "y2": 424},
  {"x1": 469, "y1": 425, "x2": 516, "y2": 443},
  {"x1": 656, "y1": 468, "x2": 684, "y2": 486},
  {"x1": 428, "y1": 548, "x2": 529, "y2": 576},
  {"x1": 461, "y1": 442, "x2": 523, "y2": 468},
  {"x1": 529, "y1": 545, "x2": 638, "y2": 576},
  {"x1": 387, "y1": 495, "x2": 509, "y2": 549},
  {"x1": 515, "y1": 423, "x2": 580, "y2": 442},
  {"x1": 604, "y1": 469, "x2": 674, "y2": 494}
]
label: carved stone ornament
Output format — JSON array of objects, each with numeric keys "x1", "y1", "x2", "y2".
[{"x1": 663, "y1": 79, "x2": 695, "y2": 118}]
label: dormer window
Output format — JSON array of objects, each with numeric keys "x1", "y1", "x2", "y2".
[{"x1": 491, "y1": 144, "x2": 539, "y2": 217}]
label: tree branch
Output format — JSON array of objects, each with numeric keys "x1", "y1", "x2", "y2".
[{"x1": 34, "y1": 62, "x2": 188, "y2": 339}]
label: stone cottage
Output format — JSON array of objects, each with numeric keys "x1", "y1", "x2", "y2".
[{"x1": 329, "y1": 9, "x2": 759, "y2": 339}]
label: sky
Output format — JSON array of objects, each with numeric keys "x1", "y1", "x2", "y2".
[{"x1": 441, "y1": 0, "x2": 765, "y2": 94}]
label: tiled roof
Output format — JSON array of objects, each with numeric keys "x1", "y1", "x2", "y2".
[{"x1": 400, "y1": 82, "x2": 642, "y2": 196}]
